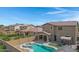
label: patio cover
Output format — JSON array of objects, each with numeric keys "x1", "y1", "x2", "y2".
[{"x1": 60, "y1": 36, "x2": 72, "y2": 40}]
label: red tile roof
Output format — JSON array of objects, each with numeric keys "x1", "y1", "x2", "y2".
[
  {"x1": 48, "y1": 21, "x2": 78, "y2": 26},
  {"x1": 19, "y1": 27, "x2": 43, "y2": 32},
  {"x1": 17, "y1": 26, "x2": 51, "y2": 35}
]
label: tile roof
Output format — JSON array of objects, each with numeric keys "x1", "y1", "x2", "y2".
[
  {"x1": 48, "y1": 21, "x2": 78, "y2": 26},
  {"x1": 19, "y1": 27, "x2": 43, "y2": 32},
  {"x1": 18, "y1": 26, "x2": 51, "y2": 35}
]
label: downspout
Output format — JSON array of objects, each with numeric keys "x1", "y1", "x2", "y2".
[{"x1": 75, "y1": 22, "x2": 78, "y2": 48}]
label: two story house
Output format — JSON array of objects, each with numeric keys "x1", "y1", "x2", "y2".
[{"x1": 42, "y1": 21, "x2": 79, "y2": 45}]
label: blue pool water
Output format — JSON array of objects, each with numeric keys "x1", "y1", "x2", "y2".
[{"x1": 31, "y1": 43, "x2": 56, "y2": 52}]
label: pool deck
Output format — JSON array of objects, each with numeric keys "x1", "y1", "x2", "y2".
[
  {"x1": 3, "y1": 37, "x2": 76, "y2": 52},
  {"x1": 56, "y1": 45, "x2": 76, "y2": 52},
  {"x1": 43, "y1": 43, "x2": 58, "y2": 50}
]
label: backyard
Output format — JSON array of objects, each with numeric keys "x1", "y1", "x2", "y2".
[
  {"x1": 0, "y1": 33, "x2": 35, "y2": 52},
  {"x1": 0, "y1": 34, "x2": 33, "y2": 41}
]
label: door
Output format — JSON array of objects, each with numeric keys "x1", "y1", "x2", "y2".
[
  {"x1": 44, "y1": 35, "x2": 47, "y2": 42},
  {"x1": 54, "y1": 35, "x2": 57, "y2": 41}
]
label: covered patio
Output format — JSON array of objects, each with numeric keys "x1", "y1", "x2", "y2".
[
  {"x1": 34, "y1": 31, "x2": 51, "y2": 43},
  {"x1": 60, "y1": 36, "x2": 72, "y2": 45}
]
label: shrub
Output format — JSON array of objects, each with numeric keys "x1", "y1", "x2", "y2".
[
  {"x1": 0, "y1": 45, "x2": 6, "y2": 49},
  {"x1": 2, "y1": 36, "x2": 10, "y2": 41},
  {"x1": 0, "y1": 45, "x2": 6, "y2": 52},
  {"x1": 14, "y1": 36, "x2": 20, "y2": 39}
]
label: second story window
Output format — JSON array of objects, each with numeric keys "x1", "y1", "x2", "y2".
[
  {"x1": 78, "y1": 27, "x2": 79, "y2": 32},
  {"x1": 58, "y1": 26, "x2": 62, "y2": 30}
]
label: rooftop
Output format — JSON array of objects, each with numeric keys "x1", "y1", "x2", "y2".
[
  {"x1": 47, "y1": 21, "x2": 78, "y2": 26},
  {"x1": 18, "y1": 26, "x2": 51, "y2": 35}
]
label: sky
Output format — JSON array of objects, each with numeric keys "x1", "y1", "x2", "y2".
[{"x1": 0, "y1": 7, "x2": 79, "y2": 26}]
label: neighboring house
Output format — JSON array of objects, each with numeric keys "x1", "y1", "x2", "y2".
[
  {"x1": 42, "y1": 21, "x2": 79, "y2": 45},
  {"x1": 0, "y1": 25, "x2": 6, "y2": 35},
  {"x1": 4, "y1": 24, "x2": 33, "y2": 35},
  {"x1": 14, "y1": 24, "x2": 33, "y2": 31},
  {"x1": 4, "y1": 25, "x2": 15, "y2": 35},
  {"x1": 16, "y1": 25, "x2": 51, "y2": 42}
]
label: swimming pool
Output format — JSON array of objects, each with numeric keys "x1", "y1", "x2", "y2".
[
  {"x1": 21, "y1": 43, "x2": 57, "y2": 52},
  {"x1": 32, "y1": 43, "x2": 56, "y2": 52}
]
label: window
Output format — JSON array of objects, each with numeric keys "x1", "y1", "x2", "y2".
[
  {"x1": 77, "y1": 37, "x2": 79, "y2": 41},
  {"x1": 39, "y1": 35, "x2": 42, "y2": 39},
  {"x1": 58, "y1": 26, "x2": 62, "y2": 30},
  {"x1": 78, "y1": 27, "x2": 79, "y2": 32},
  {"x1": 51, "y1": 26, "x2": 53, "y2": 30}
]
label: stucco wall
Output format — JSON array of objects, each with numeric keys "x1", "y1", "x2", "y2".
[
  {"x1": 54, "y1": 26, "x2": 76, "y2": 44},
  {"x1": 42, "y1": 23, "x2": 76, "y2": 45},
  {"x1": 42, "y1": 24, "x2": 55, "y2": 41},
  {"x1": 42, "y1": 24, "x2": 54, "y2": 33}
]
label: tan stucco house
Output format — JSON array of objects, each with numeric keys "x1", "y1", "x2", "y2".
[
  {"x1": 42, "y1": 21, "x2": 79, "y2": 45},
  {"x1": 10, "y1": 21, "x2": 79, "y2": 46}
]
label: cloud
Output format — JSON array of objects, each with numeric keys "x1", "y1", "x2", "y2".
[
  {"x1": 62, "y1": 10, "x2": 79, "y2": 21},
  {"x1": 46, "y1": 7, "x2": 79, "y2": 15},
  {"x1": 46, "y1": 11, "x2": 64, "y2": 14},
  {"x1": 46, "y1": 7, "x2": 79, "y2": 22},
  {"x1": 63, "y1": 15, "x2": 79, "y2": 21},
  {"x1": 55, "y1": 7, "x2": 67, "y2": 11},
  {"x1": 46, "y1": 7, "x2": 68, "y2": 15}
]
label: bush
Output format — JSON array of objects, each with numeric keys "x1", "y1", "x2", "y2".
[
  {"x1": 0, "y1": 45, "x2": 6, "y2": 52},
  {"x1": 2, "y1": 36, "x2": 10, "y2": 41},
  {"x1": 14, "y1": 36, "x2": 20, "y2": 39},
  {"x1": 7, "y1": 34, "x2": 18, "y2": 37},
  {"x1": 0, "y1": 33, "x2": 33, "y2": 41},
  {"x1": 0, "y1": 45, "x2": 6, "y2": 49}
]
